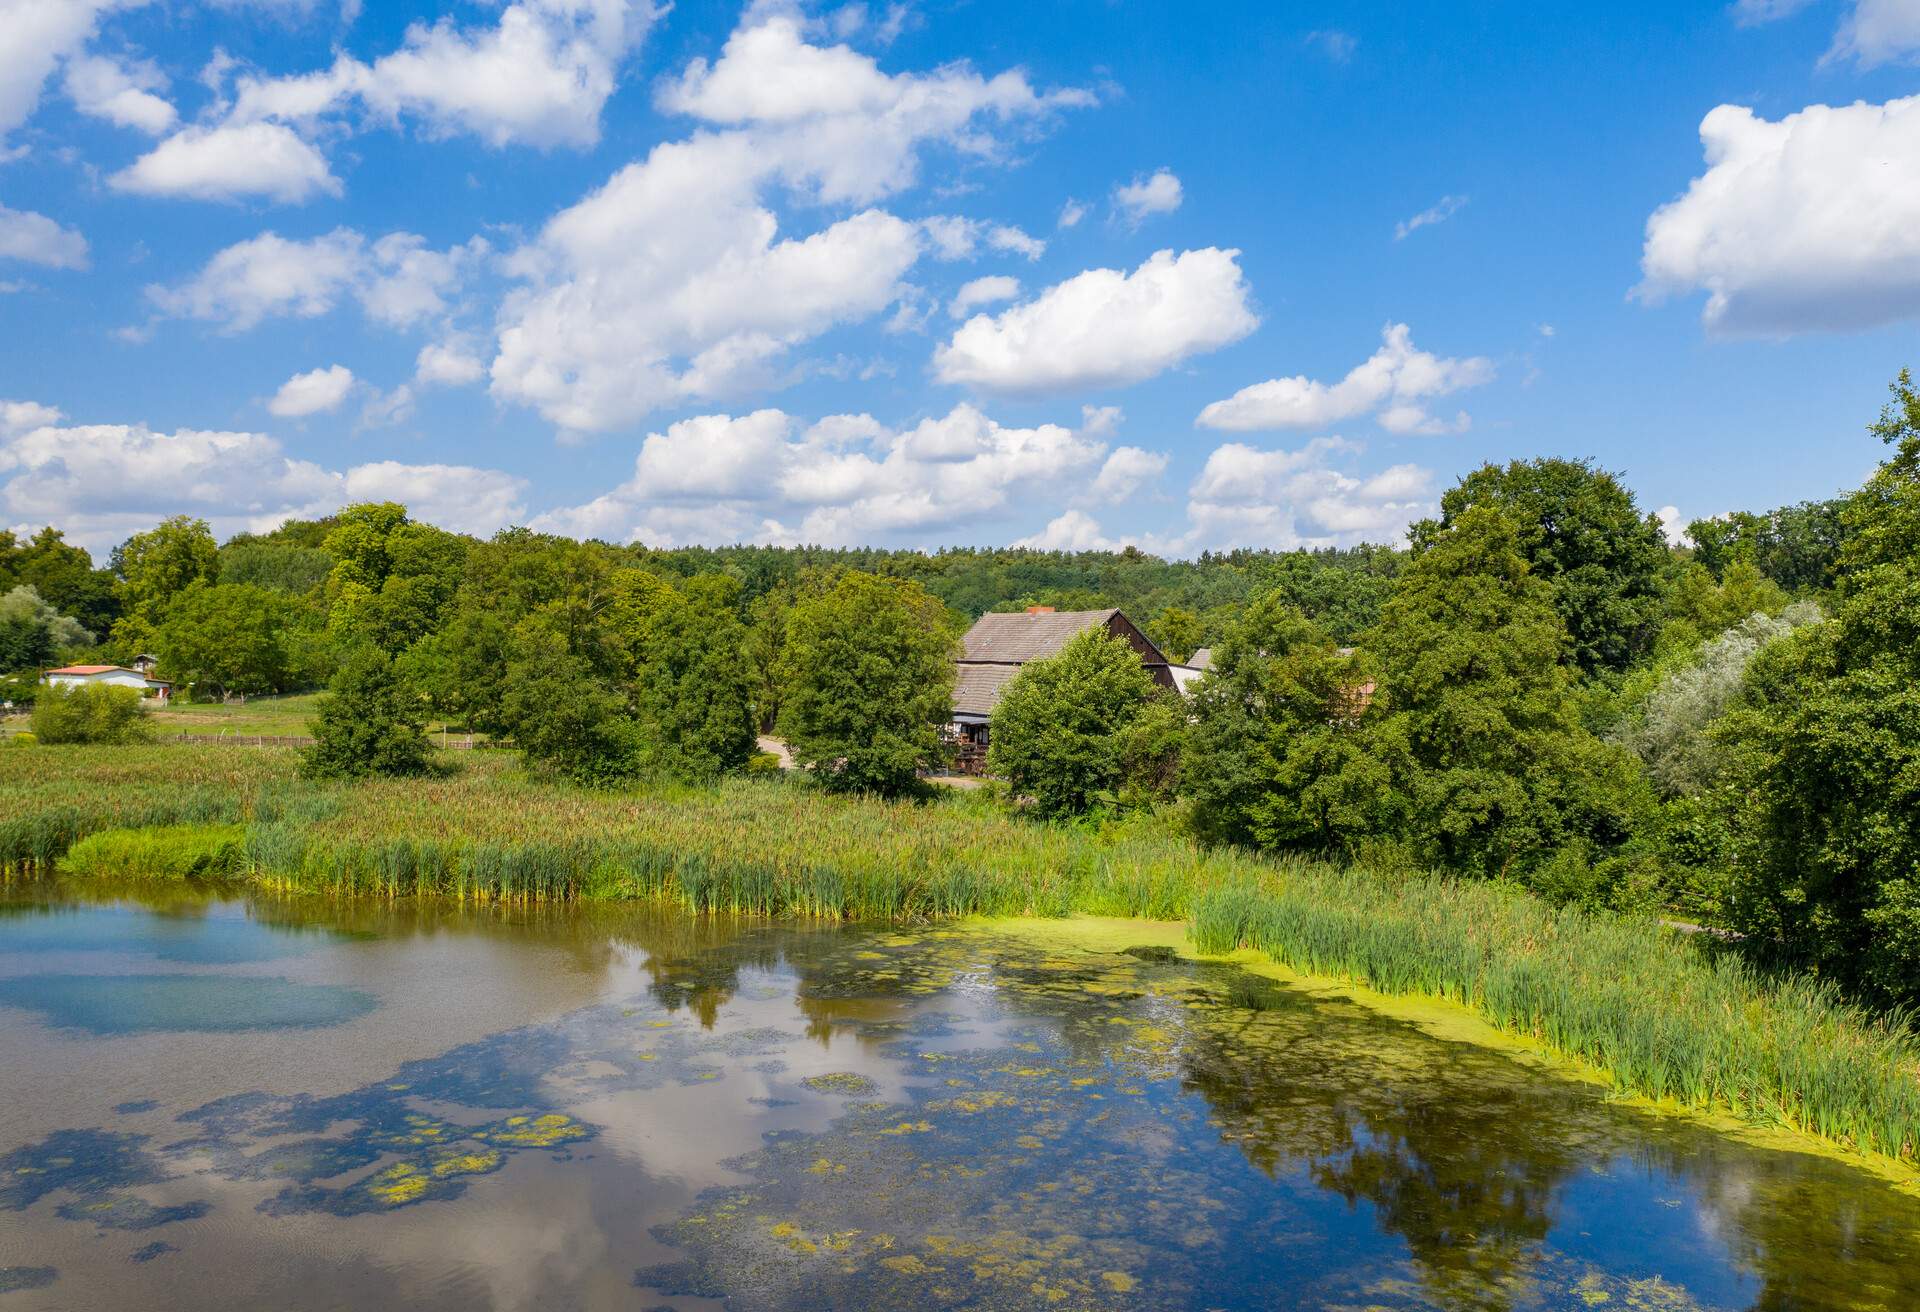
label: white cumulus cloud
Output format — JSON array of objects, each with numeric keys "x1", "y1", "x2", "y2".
[
  {"x1": 1013, "y1": 509, "x2": 1120, "y2": 551},
  {"x1": 343, "y1": 461, "x2": 527, "y2": 534},
  {"x1": 0, "y1": 399, "x2": 526, "y2": 552},
  {"x1": 220, "y1": 0, "x2": 662, "y2": 151},
  {"x1": 1638, "y1": 97, "x2": 1920, "y2": 335},
  {"x1": 0, "y1": 0, "x2": 126, "y2": 146},
  {"x1": 1186, "y1": 436, "x2": 1434, "y2": 550},
  {"x1": 1828, "y1": 0, "x2": 1920, "y2": 66},
  {"x1": 64, "y1": 53, "x2": 176, "y2": 134},
  {"x1": 530, "y1": 401, "x2": 1129, "y2": 547},
  {"x1": 490, "y1": 9, "x2": 1087, "y2": 431},
  {"x1": 1112, "y1": 168, "x2": 1182, "y2": 225},
  {"x1": 415, "y1": 338, "x2": 487, "y2": 387},
  {"x1": 110, "y1": 122, "x2": 340, "y2": 203},
  {"x1": 1197, "y1": 322, "x2": 1493, "y2": 435},
  {"x1": 1088, "y1": 446, "x2": 1168, "y2": 503},
  {"x1": 146, "y1": 228, "x2": 484, "y2": 333},
  {"x1": 268, "y1": 364, "x2": 355, "y2": 417},
  {"x1": 948, "y1": 274, "x2": 1020, "y2": 318},
  {"x1": 933, "y1": 248, "x2": 1257, "y2": 394},
  {"x1": 0, "y1": 203, "x2": 88, "y2": 269}
]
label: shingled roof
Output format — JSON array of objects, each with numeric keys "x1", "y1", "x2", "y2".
[
  {"x1": 960, "y1": 608, "x2": 1122, "y2": 663},
  {"x1": 952, "y1": 608, "x2": 1173, "y2": 722}
]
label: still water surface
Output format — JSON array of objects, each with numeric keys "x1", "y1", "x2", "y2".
[{"x1": 0, "y1": 878, "x2": 1916, "y2": 1311}]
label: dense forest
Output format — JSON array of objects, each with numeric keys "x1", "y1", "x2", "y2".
[{"x1": 6, "y1": 370, "x2": 1917, "y2": 1008}]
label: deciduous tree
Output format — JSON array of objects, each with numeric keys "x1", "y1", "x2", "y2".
[{"x1": 777, "y1": 572, "x2": 956, "y2": 796}]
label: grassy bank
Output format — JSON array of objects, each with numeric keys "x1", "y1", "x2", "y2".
[{"x1": 3, "y1": 744, "x2": 1918, "y2": 1167}]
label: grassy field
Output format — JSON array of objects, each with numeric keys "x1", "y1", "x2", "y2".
[
  {"x1": 3, "y1": 742, "x2": 1918, "y2": 1169},
  {"x1": 145, "y1": 693, "x2": 487, "y2": 743}
]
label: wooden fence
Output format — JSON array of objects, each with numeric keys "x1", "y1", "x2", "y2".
[{"x1": 170, "y1": 732, "x2": 488, "y2": 750}]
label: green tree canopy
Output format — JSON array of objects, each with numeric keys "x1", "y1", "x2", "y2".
[
  {"x1": 114, "y1": 516, "x2": 218, "y2": 619},
  {"x1": 1416, "y1": 458, "x2": 1669, "y2": 676},
  {"x1": 154, "y1": 581, "x2": 290, "y2": 699},
  {"x1": 776, "y1": 572, "x2": 957, "y2": 796},
  {"x1": 1686, "y1": 498, "x2": 1848, "y2": 594},
  {"x1": 0, "y1": 528, "x2": 117, "y2": 635},
  {"x1": 1149, "y1": 606, "x2": 1204, "y2": 663},
  {"x1": 0, "y1": 585, "x2": 93, "y2": 672},
  {"x1": 1715, "y1": 370, "x2": 1920, "y2": 1003},
  {"x1": 323, "y1": 503, "x2": 470, "y2": 652},
  {"x1": 301, "y1": 646, "x2": 437, "y2": 779},
  {"x1": 1369, "y1": 504, "x2": 1644, "y2": 884},
  {"x1": 987, "y1": 629, "x2": 1164, "y2": 818},
  {"x1": 628, "y1": 574, "x2": 758, "y2": 781},
  {"x1": 1180, "y1": 595, "x2": 1385, "y2": 852}
]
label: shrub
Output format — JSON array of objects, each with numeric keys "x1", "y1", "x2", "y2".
[
  {"x1": 301, "y1": 646, "x2": 437, "y2": 779},
  {"x1": 30, "y1": 684, "x2": 155, "y2": 745}
]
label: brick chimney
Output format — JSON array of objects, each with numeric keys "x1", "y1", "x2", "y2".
[{"x1": 1025, "y1": 605, "x2": 1055, "y2": 614}]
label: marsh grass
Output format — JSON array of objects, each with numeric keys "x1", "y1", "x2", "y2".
[
  {"x1": 4, "y1": 744, "x2": 1918, "y2": 1165},
  {"x1": 61, "y1": 824, "x2": 248, "y2": 881}
]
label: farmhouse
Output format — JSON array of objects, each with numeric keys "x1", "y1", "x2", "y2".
[
  {"x1": 950, "y1": 606, "x2": 1173, "y2": 771},
  {"x1": 42, "y1": 663, "x2": 173, "y2": 703}
]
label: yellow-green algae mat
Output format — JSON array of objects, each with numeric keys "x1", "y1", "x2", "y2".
[{"x1": 631, "y1": 916, "x2": 1920, "y2": 1311}]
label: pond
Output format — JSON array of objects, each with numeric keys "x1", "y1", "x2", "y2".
[{"x1": 0, "y1": 878, "x2": 1915, "y2": 1311}]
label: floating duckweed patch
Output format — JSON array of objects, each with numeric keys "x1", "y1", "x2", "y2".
[
  {"x1": 475, "y1": 1114, "x2": 590, "y2": 1150},
  {"x1": 55, "y1": 1194, "x2": 210, "y2": 1231},
  {"x1": 801, "y1": 1072, "x2": 879, "y2": 1096},
  {"x1": 0, "y1": 1129, "x2": 196, "y2": 1218}
]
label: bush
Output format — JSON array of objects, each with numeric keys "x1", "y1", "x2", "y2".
[
  {"x1": 30, "y1": 684, "x2": 155, "y2": 745},
  {"x1": 300, "y1": 647, "x2": 437, "y2": 780}
]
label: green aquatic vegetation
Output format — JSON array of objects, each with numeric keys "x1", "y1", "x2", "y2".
[
  {"x1": 59, "y1": 823, "x2": 246, "y2": 881},
  {"x1": 54, "y1": 1193, "x2": 210, "y2": 1231},
  {"x1": 474, "y1": 1113, "x2": 591, "y2": 1150},
  {"x1": 0, "y1": 1128, "x2": 210, "y2": 1238},
  {"x1": 1190, "y1": 879, "x2": 1920, "y2": 1164},
  {"x1": 7, "y1": 747, "x2": 1920, "y2": 1171},
  {"x1": 801, "y1": 1072, "x2": 879, "y2": 1096},
  {"x1": 129, "y1": 1242, "x2": 176, "y2": 1263}
]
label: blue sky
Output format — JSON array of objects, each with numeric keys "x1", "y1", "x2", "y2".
[{"x1": 2, "y1": 0, "x2": 1918, "y2": 557}]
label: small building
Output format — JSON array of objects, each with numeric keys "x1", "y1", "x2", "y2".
[
  {"x1": 1170, "y1": 646, "x2": 1213, "y2": 694},
  {"x1": 950, "y1": 607, "x2": 1172, "y2": 772},
  {"x1": 42, "y1": 664, "x2": 172, "y2": 703}
]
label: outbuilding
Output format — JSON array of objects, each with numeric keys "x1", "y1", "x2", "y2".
[
  {"x1": 950, "y1": 606, "x2": 1172, "y2": 772},
  {"x1": 42, "y1": 664, "x2": 173, "y2": 703}
]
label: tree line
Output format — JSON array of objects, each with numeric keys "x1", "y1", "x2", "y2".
[{"x1": 5, "y1": 371, "x2": 1914, "y2": 1007}]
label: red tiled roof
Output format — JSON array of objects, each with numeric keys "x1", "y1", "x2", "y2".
[{"x1": 46, "y1": 665, "x2": 124, "y2": 675}]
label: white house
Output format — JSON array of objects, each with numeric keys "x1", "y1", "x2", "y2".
[
  {"x1": 1170, "y1": 647, "x2": 1213, "y2": 694},
  {"x1": 42, "y1": 664, "x2": 172, "y2": 703}
]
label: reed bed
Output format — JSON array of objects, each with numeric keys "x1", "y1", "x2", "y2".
[
  {"x1": 60, "y1": 824, "x2": 248, "y2": 880},
  {"x1": 4, "y1": 744, "x2": 1918, "y2": 1166}
]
